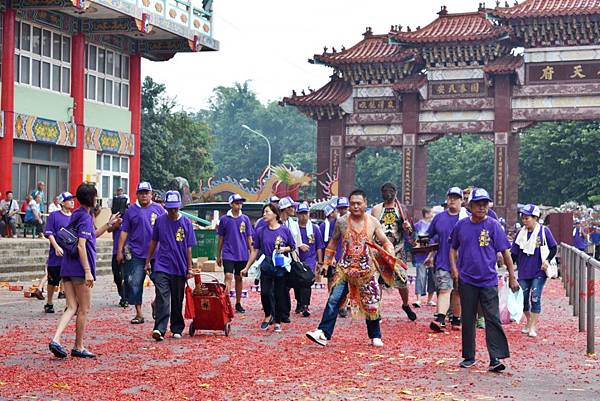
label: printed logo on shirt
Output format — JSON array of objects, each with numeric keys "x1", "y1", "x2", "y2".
[
  {"x1": 479, "y1": 229, "x2": 490, "y2": 247},
  {"x1": 535, "y1": 235, "x2": 541, "y2": 248},
  {"x1": 240, "y1": 221, "x2": 246, "y2": 234},
  {"x1": 308, "y1": 234, "x2": 315, "y2": 244},
  {"x1": 151, "y1": 212, "x2": 157, "y2": 225},
  {"x1": 274, "y1": 235, "x2": 283, "y2": 250},
  {"x1": 382, "y1": 209, "x2": 397, "y2": 226},
  {"x1": 175, "y1": 227, "x2": 185, "y2": 242}
]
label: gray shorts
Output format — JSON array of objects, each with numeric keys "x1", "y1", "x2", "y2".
[{"x1": 434, "y1": 268, "x2": 454, "y2": 291}]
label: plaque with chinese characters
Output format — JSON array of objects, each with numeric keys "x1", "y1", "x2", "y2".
[
  {"x1": 354, "y1": 97, "x2": 398, "y2": 113},
  {"x1": 429, "y1": 80, "x2": 486, "y2": 99},
  {"x1": 526, "y1": 61, "x2": 600, "y2": 84}
]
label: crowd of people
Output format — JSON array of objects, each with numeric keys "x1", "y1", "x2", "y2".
[{"x1": 0, "y1": 177, "x2": 594, "y2": 371}]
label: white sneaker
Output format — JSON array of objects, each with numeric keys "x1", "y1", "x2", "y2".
[
  {"x1": 274, "y1": 324, "x2": 282, "y2": 333},
  {"x1": 371, "y1": 338, "x2": 384, "y2": 347},
  {"x1": 172, "y1": 333, "x2": 182, "y2": 339},
  {"x1": 528, "y1": 329, "x2": 537, "y2": 337},
  {"x1": 306, "y1": 329, "x2": 327, "y2": 346},
  {"x1": 521, "y1": 326, "x2": 530, "y2": 334},
  {"x1": 152, "y1": 330, "x2": 164, "y2": 342}
]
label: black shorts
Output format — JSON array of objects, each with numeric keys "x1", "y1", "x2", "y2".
[
  {"x1": 62, "y1": 276, "x2": 86, "y2": 285},
  {"x1": 47, "y1": 265, "x2": 61, "y2": 287},
  {"x1": 223, "y1": 260, "x2": 246, "y2": 276}
]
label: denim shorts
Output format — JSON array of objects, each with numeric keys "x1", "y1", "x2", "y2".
[
  {"x1": 124, "y1": 257, "x2": 148, "y2": 305},
  {"x1": 434, "y1": 268, "x2": 454, "y2": 290}
]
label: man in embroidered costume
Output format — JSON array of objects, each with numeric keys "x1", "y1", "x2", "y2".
[
  {"x1": 306, "y1": 190, "x2": 401, "y2": 347},
  {"x1": 370, "y1": 182, "x2": 417, "y2": 321}
]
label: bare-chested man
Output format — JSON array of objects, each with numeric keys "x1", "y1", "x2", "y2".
[
  {"x1": 306, "y1": 190, "x2": 396, "y2": 347},
  {"x1": 370, "y1": 182, "x2": 417, "y2": 321}
]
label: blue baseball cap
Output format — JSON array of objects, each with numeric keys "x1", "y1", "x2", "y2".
[
  {"x1": 58, "y1": 191, "x2": 75, "y2": 203},
  {"x1": 278, "y1": 197, "x2": 294, "y2": 210},
  {"x1": 164, "y1": 190, "x2": 182, "y2": 209},
  {"x1": 228, "y1": 193, "x2": 246, "y2": 204},
  {"x1": 269, "y1": 195, "x2": 280, "y2": 203},
  {"x1": 297, "y1": 202, "x2": 310, "y2": 213},
  {"x1": 137, "y1": 182, "x2": 152, "y2": 192},
  {"x1": 519, "y1": 204, "x2": 540, "y2": 217},
  {"x1": 336, "y1": 197, "x2": 349, "y2": 208},
  {"x1": 574, "y1": 218, "x2": 581, "y2": 224},
  {"x1": 324, "y1": 204, "x2": 335, "y2": 217},
  {"x1": 446, "y1": 187, "x2": 463, "y2": 198},
  {"x1": 468, "y1": 188, "x2": 492, "y2": 203}
]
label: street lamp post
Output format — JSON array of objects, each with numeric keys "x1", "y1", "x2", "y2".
[{"x1": 241, "y1": 124, "x2": 272, "y2": 177}]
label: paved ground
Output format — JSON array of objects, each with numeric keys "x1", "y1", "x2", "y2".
[{"x1": 0, "y1": 275, "x2": 599, "y2": 401}]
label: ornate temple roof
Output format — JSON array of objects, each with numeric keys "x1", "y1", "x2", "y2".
[
  {"x1": 483, "y1": 54, "x2": 524, "y2": 74},
  {"x1": 282, "y1": 76, "x2": 352, "y2": 107},
  {"x1": 493, "y1": 0, "x2": 600, "y2": 19},
  {"x1": 313, "y1": 30, "x2": 417, "y2": 66},
  {"x1": 391, "y1": 8, "x2": 511, "y2": 45},
  {"x1": 392, "y1": 74, "x2": 428, "y2": 93}
]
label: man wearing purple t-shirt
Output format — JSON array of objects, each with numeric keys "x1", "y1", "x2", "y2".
[
  {"x1": 449, "y1": 188, "x2": 519, "y2": 372},
  {"x1": 573, "y1": 220, "x2": 588, "y2": 251},
  {"x1": 146, "y1": 191, "x2": 196, "y2": 341},
  {"x1": 217, "y1": 193, "x2": 253, "y2": 314},
  {"x1": 118, "y1": 181, "x2": 165, "y2": 324},
  {"x1": 295, "y1": 202, "x2": 324, "y2": 317},
  {"x1": 43, "y1": 192, "x2": 75, "y2": 314}
]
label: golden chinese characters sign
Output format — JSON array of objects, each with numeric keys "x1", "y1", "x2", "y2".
[
  {"x1": 354, "y1": 97, "x2": 397, "y2": 113},
  {"x1": 526, "y1": 61, "x2": 600, "y2": 84},
  {"x1": 429, "y1": 80, "x2": 486, "y2": 99}
]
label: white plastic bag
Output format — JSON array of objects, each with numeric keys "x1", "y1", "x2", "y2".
[
  {"x1": 498, "y1": 280, "x2": 511, "y2": 324},
  {"x1": 247, "y1": 255, "x2": 265, "y2": 279},
  {"x1": 507, "y1": 286, "x2": 524, "y2": 323}
]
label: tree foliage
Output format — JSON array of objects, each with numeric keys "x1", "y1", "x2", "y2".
[{"x1": 355, "y1": 147, "x2": 403, "y2": 203}]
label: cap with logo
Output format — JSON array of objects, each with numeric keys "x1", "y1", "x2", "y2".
[
  {"x1": 446, "y1": 186, "x2": 463, "y2": 198},
  {"x1": 58, "y1": 192, "x2": 75, "y2": 203},
  {"x1": 136, "y1": 182, "x2": 153, "y2": 192},
  {"x1": 468, "y1": 188, "x2": 492, "y2": 203},
  {"x1": 164, "y1": 190, "x2": 182, "y2": 209},
  {"x1": 278, "y1": 197, "x2": 294, "y2": 210},
  {"x1": 269, "y1": 195, "x2": 280, "y2": 203},
  {"x1": 297, "y1": 202, "x2": 310, "y2": 213},
  {"x1": 324, "y1": 204, "x2": 335, "y2": 217},
  {"x1": 336, "y1": 197, "x2": 350, "y2": 209},
  {"x1": 519, "y1": 204, "x2": 541, "y2": 217},
  {"x1": 228, "y1": 193, "x2": 246, "y2": 204}
]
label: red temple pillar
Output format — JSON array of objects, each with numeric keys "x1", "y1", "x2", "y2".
[
  {"x1": 129, "y1": 54, "x2": 142, "y2": 202},
  {"x1": 401, "y1": 92, "x2": 425, "y2": 219},
  {"x1": 0, "y1": 9, "x2": 16, "y2": 194},
  {"x1": 69, "y1": 33, "x2": 85, "y2": 193}
]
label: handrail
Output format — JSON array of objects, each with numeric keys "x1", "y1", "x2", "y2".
[{"x1": 558, "y1": 242, "x2": 597, "y2": 355}]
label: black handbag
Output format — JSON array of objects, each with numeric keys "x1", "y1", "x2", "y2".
[
  {"x1": 55, "y1": 213, "x2": 82, "y2": 256},
  {"x1": 289, "y1": 254, "x2": 315, "y2": 287}
]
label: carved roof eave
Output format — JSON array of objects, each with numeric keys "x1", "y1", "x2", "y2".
[
  {"x1": 503, "y1": 14, "x2": 600, "y2": 48},
  {"x1": 418, "y1": 36, "x2": 513, "y2": 67},
  {"x1": 325, "y1": 56, "x2": 421, "y2": 84},
  {"x1": 297, "y1": 105, "x2": 346, "y2": 121}
]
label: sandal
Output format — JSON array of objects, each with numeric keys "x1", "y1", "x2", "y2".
[{"x1": 130, "y1": 316, "x2": 145, "y2": 324}]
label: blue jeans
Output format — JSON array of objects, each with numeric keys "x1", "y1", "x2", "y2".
[
  {"x1": 415, "y1": 262, "x2": 436, "y2": 296},
  {"x1": 124, "y1": 257, "x2": 149, "y2": 306},
  {"x1": 317, "y1": 281, "x2": 381, "y2": 340},
  {"x1": 519, "y1": 276, "x2": 547, "y2": 314}
]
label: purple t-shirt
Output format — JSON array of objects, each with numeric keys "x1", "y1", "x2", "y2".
[
  {"x1": 253, "y1": 224, "x2": 295, "y2": 258},
  {"x1": 60, "y1": 208, "x2": 97, "y2": 279},
  {"x1": 319, "y1": 218, "x2": 342, "y2": 261},
  {"x1": 573, "y1": 227, "x2": 587, "y2": 250},
  {"x1": 254, "y1": 218, "x2": 267, "y2": 231},
  {"x1": 45, "y1": 210, "x2": 72, "y2": 267},
  {"x1": 511, "y1": 226, "x2": 557, "y2": 280},
  {"x1": 152, "y1": 214, "x2": 197, "y2": 277},
  {"x1": 299, "y1": 223, "x2": 325, "y2": 271},
  {"x1": 217, "y1": 213, "x2": 253, "y2": 262},
  {"x1": 112, "y1": 225, "x2": 122, "y2": 255},
  {"x1": 427, "y1": 211, "x2": 459, "y2": 271},
  {"x1": 450, "y1": 217, "x2": 510, "y2": 287},
  {"x1": 121, "y1": 202, "x2": 165, "y2": 259},
  {"x1": 413, "y1": 219, "x2": 431, "y2": 264}
]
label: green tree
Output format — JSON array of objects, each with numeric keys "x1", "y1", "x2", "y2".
[{"x1": 355, "y1": 147, "x2": 403, "y2": 204}]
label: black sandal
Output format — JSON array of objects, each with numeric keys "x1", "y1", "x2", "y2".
[{"x1": 130, "y1": 316, "x2": 145, "y2": 324}]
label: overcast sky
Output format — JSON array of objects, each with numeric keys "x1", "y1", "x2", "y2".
[{"x1": 142, "y1": 0, "x2": 481, "y2": 111}]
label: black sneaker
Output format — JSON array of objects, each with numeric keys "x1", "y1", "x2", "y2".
[
  {"x1": 488, "y1": 358, "x2": 506, "y2": 372},
  {"x1": 235, "y1": 303, "x2": 246, "y2": 314},
  {"x1": 338, "y1": 307, "x2": 348, "y2": 318},
  {"x1": 402, "y1": 304, "x2": 417, "y2": 321},
  {"x1": 44, "y1": 303, "x2": 55, "y2": 314},
  {"x1": 460, "y1": 358, "x2": 477, "y2": 368},
  {"x1": 57, "y1": 291, "x2": 66, "y2": 299},
  {"x1": 302, "y1": 308, "x2": 311, "y2": 317},
  {"x1": 451, "y1": 316, "x2": 461, "y2": 330},
  {"x1": 119, "y1": 299, "x2": 129, "y2": 308},
  {"x1": 430, "y1": 320, "x2": 446, "y2": 332}
]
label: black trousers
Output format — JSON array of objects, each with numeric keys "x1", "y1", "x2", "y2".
[
  {"x1": 459, "y1": 280, "x2": 510, "y2": 361},
  {"x1": 260, "y1": 274, "x2": 287, "y2": 323},
  {"x1": 111, "y1": 255, "x2": 125, "y2": 300},
  {"x1": 293, "y1": 283, "x2": 312, "y2": 307},
  {"x1": 153, "y1": 272, "x2": 186, "y2": 335}
]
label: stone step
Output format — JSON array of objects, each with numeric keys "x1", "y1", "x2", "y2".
[
  {"x1": 0, "y1": 253, "x2": 113, "y2": 274},
  {"x1": 0, "y1": 261, "x2": 113, "y2": 283},
  {"x1": 0, "y1": 247, "x2": 113, "y2": 257}
]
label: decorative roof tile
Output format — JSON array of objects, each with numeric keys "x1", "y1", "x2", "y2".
[
  {"x1": 483, "y1": 54, "x2": 524, "y2": 73},
  {"x1": 392, "y1": 10, "x2": 511, "y2": 44},
  {"x1": 313, "y1": 32, "x2": 417, "y2": 66},
  {"x1": 282, "y1": 76, "x2": 352, "y2": 108},
  {"x1": 493, "y1": 0, "x2": 600, "y2": 19}
]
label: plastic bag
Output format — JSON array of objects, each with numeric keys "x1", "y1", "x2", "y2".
[
  {"x1": 247, "y1": 255, "x2": 264, "y2": 279},
  {"x1": 498, "y1": 280, "x2": 511, "y2": 324},
  {"x1": 507, "y1": 286, "x2": 524, "y2": 323}
]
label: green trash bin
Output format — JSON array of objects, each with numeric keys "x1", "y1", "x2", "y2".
[{"x1": 192, "y1": 229, "x2": 218, "y2": 259}]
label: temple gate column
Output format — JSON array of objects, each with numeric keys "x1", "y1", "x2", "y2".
[
  {"x1": 326, "y1": 118, "x2": 347, "y2": 198},
  {"x1": 401, "y1": 92, "x2": 425, "y2": 219},
  {"x1": 69, "y1": 33, "x2": 85, "y2": 193},
  {"x1": 493, "y1": 74, "x2": 518, "y2": 226},
  {"x1": 0, "y1": 9, "x2": 16, "y2": 194},
  {"x1": 129, "y1": 54, "x2": 142, "y2": 202}
]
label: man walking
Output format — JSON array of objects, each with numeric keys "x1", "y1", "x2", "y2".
[
  {"x1": 449, "y1": 188, "x2": 519, "y2": 372},
  {"x1": 295, "y1": 202, "x2": 324, "y2": 316},
  {"x1": 217, "y1": 193, "x2": 253, "y2": 313},
  {"x1": 426, "y1": 187, "x2": 463, "y2": 331},
  {"x1": 306, "y1": 190, "x2": 398, "y2": 347},
  {"x1": 370, "y1": 182, "x2": 417, "y2": 321},
  {"x1": 118, "y1": 182, "x2": 165, "y2": 324}
]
